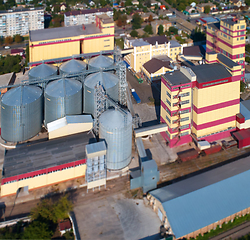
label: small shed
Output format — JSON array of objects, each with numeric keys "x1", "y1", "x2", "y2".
[
  {"x1": 59, "y1": 219, "x2": 71, "y2": 235},
  {"x1": 47, "y1": 115, "x2": 93, "y2": 140},
  {"x1": 232, "y1": 129, "x2": 250, "y2": 149}
]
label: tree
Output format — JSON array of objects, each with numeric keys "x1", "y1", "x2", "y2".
[
  {"x1": 191, "y1": 27, "x2": 206, "y2": 42},
  {"x1": 158, "y1": 24, "x2": 164, "y2": 35},
  {"x1": 22, "y1": 221, "x2": 53, "y2": 239},
  {"x1": 144, "y1": 24, "x2": 153, "y2": 34},
  {"x1": 148, "y1": 14, "x2": 153, "y2": 22},
  {"x1": 14, "y1": 34, "x2": 23, "y2": 43},
  {"x1": 204, "y1": 5, "x2": 210, "y2": 14},
  {"x1": 169, "y1": 26, "x2": 178, "y2": 35},
  {"x1": 145, "y1": 0, "x2": 151, "y2": 8},
  {"x1": 132, "y1": 13, "x2": 142, "y2": 29},
  {"x1": 5, "y1": 36, "x2": 13, "y2": 45},
  {"x1": 130, "y1": 30, "x2": 138, "y2": 37}
]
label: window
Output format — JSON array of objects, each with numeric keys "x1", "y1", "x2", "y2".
[
  {"x1": 179, "y1": 109, "x2": 190, "y2": 114},
  {"x1": 174, "y1": 92, "x2": 190, "y2": 98},
  {"x1": 166, "y1": 115, "x2": 170, "y2": 123},
  {"x1": 166, "y1": 91, "x2": 171, "y2": 98},
  {"x1": 166, "y1": 99, "x2": 171, "y2": 106},
  {"x1": 240, "y1": 37, "x2": 244, "y2": 40},
  {"x1": 180, "y1": 124, "x2": 189, "y2": 129},
  {"x1": 240, "y1": 53, "x2": 244, "y2": 58},
  {"x1": 202, "y1": 79, "x2": 228, "y2": 87},
  {"x1": 241, "y1": 25, "x2": 245, "y2": 29},
  {"x1": 180, "y1": 117, "x2": 189, "y2": 122},
  {"x1": 237, "y1": 31, "x2": 240, "y2": 36},
  {"x1": 166, "y1": 108, "x2": 171, "y2": 116}
]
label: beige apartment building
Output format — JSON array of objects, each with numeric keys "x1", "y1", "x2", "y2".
[
  {"x1": 124, "y1": 35, "x2": 183, "y2": 73},
  {"x1": 0, "y1": 7, "x2": 44, "y2": 37}
]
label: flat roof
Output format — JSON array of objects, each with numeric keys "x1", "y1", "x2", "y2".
[
  {"x1": 183, "y1": 45, "x2": 203, "y2": 57},
  {"x1": 64, "y1": 7, "x2": 112, "y2": 17},
  {"x1": 98, "y1": 14, "x2": 113, "y2": 24},
  {"x1": 150, "y1": 155, "x2": 250, "y2": 238},
  {"x1": 190, "y1": 63, "x2": 231, "y2": 83},
  {"x1": 207, "y1": 22, "x2": 220, "y2": 30},
  {"x1": 30, "y1": 24, "x2": 101, "y2": 42},
  {"x1": 163, "y1": 70, "x2": 190, "y2": 86},
  {"x1": 3, "y1": 132, "x2": 96, "y2": 179},
  {"x1": 0, "y1": 72, "x2": 15, "y2": 87},
  {"x1": 217, "y1": 53, "x2": 238, "y2": 68},
  {"x1": 0, "y1": 7, "x2": 44, "y2": 14}
]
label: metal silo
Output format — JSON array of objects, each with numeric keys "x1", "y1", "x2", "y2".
[
  {"x1": 28, "y1": 63, "x2": 58, "y2": 82},
  {"x1": 88, "y1": 55, "x2": 114, "y2": 70},
  {"x1": 44, "y1": 78, "x2": 82, "y2": 126},
  {"x1": 99, "y1": 109, "x2": 132, "y2": 170},
  {"x1": 1, "y1": 85, "x2": 43, "y2": 142},
  {"x1": 84, "y1": 72, "x2": 119, "y2": 115},
  {"x1": 59, "y1": 59, "x2": 87, "y2": 75}
]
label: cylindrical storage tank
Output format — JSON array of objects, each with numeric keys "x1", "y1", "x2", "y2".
[
  {"x1": 59, "y1": 59, "x2": 87, "y2": 75},
  {"x1": 44, "y1": 78, "x2": 82, "y2": 126},
  {"x1": 28, "y1": 63, "x2": 58, "y2": 81},
  {"x1": 88, "y1": 55, "x2": 114, "y2": 71},
  {"x1": 1, "y1": 85, "x2": 43, "y2": 142},
  {"x1": 99, "y1": 109, "x2": 133, "y2": 170},
  {"x1": 84, "y1": 72, "x2": 119, "y2": 115}
]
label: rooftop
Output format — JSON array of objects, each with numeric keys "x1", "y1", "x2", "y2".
[
  {"x1": 207, "y1": 22, "x2": 220, "y2": 30},
  {"x1": 0, "y1": 72, "x2": 15, "y2": 87},
  {"x1": 98, "y1": 14, "x2": 113, "y2": 24},
  {"x1": 190, "y1": 63, "x2": 231, "y2": 83},
  {"x1": 240, "y1": 100, "x2": 250, "y2": 120},
  {"x1": 222, "y1": 17, "x2": 244, "y2": 25},
  {"x1": 143, "y1": 58, "x2": 172, "y2": 74},
  {"x1": 150, "y1": 155, "x2": 250, "y2": 238},
  {"x1": 143, "y1": 35, "x2": 169, "y2": 45},
  {"x1": 30, "y1": 24, "x2": 101, "y2": 42},
  {"x1": 3, "y1": 132, "x2": 96, "y2": 179},
  {"x1": 217, "y1": 53, "x2": 239, "y2": 68},
  {"x1": 163, "y1": 70, "x2": 190, "y2": 86},
  {"x1": 169, "y1": 40, "x2": 181, "y2": 48},
  {"x1": 64, "y1": 7, "x2": 112, "y2": 17},
  {"x1": 0, "y1": 7, "x2": 44, "y2": 14},
  {"x1": 183, "y1": 45, "x2": 204, "y2": 57}
]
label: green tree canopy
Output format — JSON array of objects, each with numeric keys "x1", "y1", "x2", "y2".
[
  {"x1": 158, "y1": 24, "x2": 164, "y2": 35},
  {"x1": 169, "y1": 26, "x2": 178, "y2": 35},
  {"x1": 14, "y1": 34, "x2": 23, "y2": 43},
  {"x1": 130, "y1": 30, "x2": 139, "y2": 37},
  {"x1": 22, "y1": 221, "x2": 53, "y2": 239},
  {"x1": 132, "y1": 13, "x2": 142, "y2": 29},
  {"x1": 144, "y1": 24, "x2": 153, "y2": 34},
  {"x1": 204, "y1": 5, "x2": 210, "y2": 14}
]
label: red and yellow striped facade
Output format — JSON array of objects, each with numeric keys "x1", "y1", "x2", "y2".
[{"x1": 206, "y1": 18, "x2": 246, "y2": 80}]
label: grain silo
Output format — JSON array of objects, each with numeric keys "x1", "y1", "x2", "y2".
[
  {"x1": 1, "y1": 85, "x2": 43, "y2": 142},
  {"x1": 59, "y1": 59, "x2": 87, "y2": 75},
  {"x1": 88, "y1": 55, "x2": 114, "y2": 70},
  {"x1": 84, "y1": 72, "x2": 119, "y2": 116},
  {"x1": 44, "y1": 78, "x2": 82, "y2": 126},
  {"x1": 99, "y1": 109, "x2": 132, "y2": 170},
  {"x1": 28, "y1": 63, "x2": 58, "y2": 81}
]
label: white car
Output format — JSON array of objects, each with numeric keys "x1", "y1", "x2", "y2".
[{"x1": 4, "y1": 46, "x2": 10, "y2": 49}]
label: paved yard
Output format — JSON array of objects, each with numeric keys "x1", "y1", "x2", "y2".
[{"x1": 74, "y1": 194, "x2": 161, "y2": 240}]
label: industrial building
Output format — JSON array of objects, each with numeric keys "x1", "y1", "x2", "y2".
[
  {"x1": 124, "y1": 36, "x2": 183, "y2": 73},
  {"x1": 0, "y1": 53, "x2": 133, "y2": 197},
  {"x1": 1, "y1": 132, "x2": 94, "y2": 197},
  {"x1": 0, "y1": 7, "x2": 44, "y2": 37},
  {"x1": 29, "y1": 14, "x2": 114, "y2": 64},
  {"x1": 64, "y1": 7, "x2": 113, "y2": 27},
  {"x1": 147, "y1": 156, "x2": 250, "y2": 239},
  {"x1": 160, "y1": 17, "x2": 245, "y2": 147},
  {"x1": 206, "y1": 17, "x2": 246, "y2": 79}
]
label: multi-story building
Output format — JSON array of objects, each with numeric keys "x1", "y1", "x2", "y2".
[
  {"x1": 29, "y1": 14, "x2": 114, "y2": 65},
  {"x1": 206, "y1": 17, "x2": 246, "y2": 79},
  {"x1": 64, "y1": 7, "x2": 113, "y2": 26},
  {"x1": 124, "y1": 36, "x2": 183, "y2": 73},
  {"x1": 0, "y1": 8, "x2": 44, "y2": 37},
  {"x1": 160, "y1": 59, "x2": 241, "y2": 147}
]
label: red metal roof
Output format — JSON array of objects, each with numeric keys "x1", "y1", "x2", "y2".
[{"x1": 59, "y1": 219, "x2": 71, "y2": 231}]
